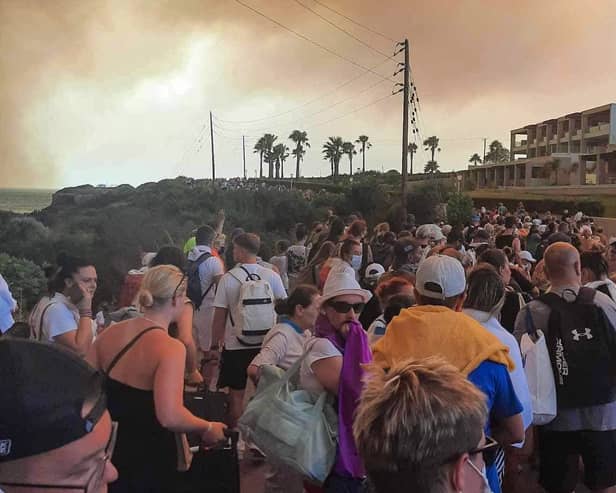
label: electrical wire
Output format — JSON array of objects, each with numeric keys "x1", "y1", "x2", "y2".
[
  {"x1": 233, "y1": 0, "x2": 395, "y2": 84},
  {"x1": 292, "y1": 0, "x2": 392, "y2": 60},
  {"x1": 311, "y1": 0, "x2": 396, "y2": 43}
]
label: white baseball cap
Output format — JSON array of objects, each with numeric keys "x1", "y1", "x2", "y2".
[
  {"x1": 364, "y1": 263, "x2": 385, "y2": 280},
  {"x1": 415, "y1": 255, "x2": 466, "y2": 300},
  {"x1": 519, "y1": 250, "x2": 536, "y2": 263}
]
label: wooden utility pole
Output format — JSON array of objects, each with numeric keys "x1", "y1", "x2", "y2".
[
  {"x1": 242, "y1": 135, "x2": 247, "y2": 179},
  {"x1": 483, "y1": 137, "x2": 487, "y2": 165},
  {"x1": 209, "y1": 111, "x2": 216, "y2": 180},
  {"x1": 401, "y1": 38, "x2": 410, "y2": 213}
]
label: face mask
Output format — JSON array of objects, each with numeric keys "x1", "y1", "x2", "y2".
[
  {"x1": 351, "y1": 255, "x2": 362, "y2": 271},
  {"x1": 466, "y1": 458, "x2": 492, "y2": 493}
]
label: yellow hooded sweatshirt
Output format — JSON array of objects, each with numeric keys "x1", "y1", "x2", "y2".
[{"x1": 372, "y1": 305, "x2": 514, "y2": 375}]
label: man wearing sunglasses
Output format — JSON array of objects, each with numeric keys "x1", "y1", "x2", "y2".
[
  {"x1": 355, "y1": 356, "x2": 494, "y2": 493},
  {"x1": 0, "y1": 339, "x2": 118, "y2": 492}
]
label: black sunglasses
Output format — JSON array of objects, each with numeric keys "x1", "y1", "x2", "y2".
[{"x1": 327, "y1": 301, "x2": 365, "y2": 314}]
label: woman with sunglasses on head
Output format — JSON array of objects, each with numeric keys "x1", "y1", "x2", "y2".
[
  {"x1": 300, "y1": 270, "x2": 373, "y2": 493},
  {"x1": 87, "y1": 265, "x2": 227, "y2": 493}
]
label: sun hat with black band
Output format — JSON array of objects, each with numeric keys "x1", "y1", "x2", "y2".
[
  {"x1": 321, "y1": 270, "x2": 372, "y2": 305},
  {"x1": 0, "y1": 339, "x2": 106, "y2": 462}
]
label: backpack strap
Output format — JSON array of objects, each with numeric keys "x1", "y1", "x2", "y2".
[
  {"x1": 105, "y1": 326, "x2": 162, "y2": 375},
  {"x1": 37, "y1": 301, "x2": 57, "y2": 341},
  {"x1": 239, "y1": 265, "x2": 261, "y2": 281},
  {"x1": 577, "y1": 286, "x2": 596, "y2": 305}
]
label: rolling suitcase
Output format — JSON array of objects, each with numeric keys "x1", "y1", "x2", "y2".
[{"x1": 175, "y1": 387, "x2": 240, "y2": 493}]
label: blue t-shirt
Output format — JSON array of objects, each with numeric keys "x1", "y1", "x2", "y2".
[{"x1": 468, "y1": 360, "x2": 523, "y2": 493}]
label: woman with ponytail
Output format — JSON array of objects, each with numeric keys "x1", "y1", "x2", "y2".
[
  {"x1": 87, "y1": 265, "x2": 227, "y2": 493},
  {"x1": 247, "y1": 284, "x2": 321, "y2": 493}
]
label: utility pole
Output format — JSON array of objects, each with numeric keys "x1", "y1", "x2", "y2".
[
  {"x1": 242, "y1": 135, "x2": 247, "y2": 180},
  {"x1": 483, "y1": 137, "x2": 487, "y2": 165},
  {"x1": 401, "y1": 39, "x2": 410, "y2": 213},
  {"x1": 209, "y1": 111, "x2": 216, "y2": 180}
]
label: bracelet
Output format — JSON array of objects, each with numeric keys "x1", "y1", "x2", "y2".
[{"x1": 79, "y1": 310, "x2": 93, "y2": 318}]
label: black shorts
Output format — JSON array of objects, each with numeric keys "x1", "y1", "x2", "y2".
[
  {"x1": 217, "y1": 348, "x2": 260, "y2": 391},
  {"x1": 539, "y1": 428, "x2": 616, "y2": 492}
]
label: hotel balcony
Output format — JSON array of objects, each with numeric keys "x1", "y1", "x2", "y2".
[{"x1": 586, "y1": 123, "x2": 610, "y2": 137}]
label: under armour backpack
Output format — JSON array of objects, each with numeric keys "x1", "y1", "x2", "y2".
[
  {"x1": 228, "y1": 265, "x2": 276, "y2": 347},
  {"x1": 187, "y1": 252, "x2": 213, "y2": 310},
  {"x1": 540, "y1": 287, "x2": 616, "y2": 409}
]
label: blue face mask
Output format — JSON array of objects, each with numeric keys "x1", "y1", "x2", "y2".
[{"x1": 351, "y1": 255, "x2": 362, "y2": 271}]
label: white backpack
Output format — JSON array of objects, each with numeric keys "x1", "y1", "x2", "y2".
[
  {"x1": 520, "y1": 308, "x2": 557, "y2": 425},
  {"x1": 229, "y1": 265, "x2": 276, "y2": 347}
]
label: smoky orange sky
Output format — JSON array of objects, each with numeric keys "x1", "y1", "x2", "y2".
[{"x1": 1, "y1": 0, "x2": 615, "y2": 188}]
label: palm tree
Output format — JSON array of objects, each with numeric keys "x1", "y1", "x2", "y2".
[
  {"x1": 253, "y1": 137, "x2": 267, "y2": 178},
  {"x1": 342, "y1": 141, "x2": 357, "y2": 175},
  {"x1": 272, "y1": 143, "x2": 289, "y2": 179},
  {"x1": 261, "y1": 133, "x2": 277, "y2": 178},
  {"x1": 322, "y1": 137, "x2": 344, "y2": 176},
  {"x1": 407, "y1": 142, "x2": 418, "y2": 175},
  {"x1": 355, "y1": 135, "x2": 372, "y2": 173},
  {"x1": 289, "y1": 130, "x2": 310, "y2": 179},
  {"x1": 469, "y1": 153, "x2": 482, "y2": 166},
  {"x1": 423, "y1": 136, "x2": 440, "y2": 163}
]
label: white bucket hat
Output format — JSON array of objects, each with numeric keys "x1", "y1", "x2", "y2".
[{"x1": 321, "y1": 270, "x2": 372, "y2": 304}]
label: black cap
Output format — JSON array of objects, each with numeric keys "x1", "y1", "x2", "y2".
[{"x1": 0, "y1": 339, "x2": 106, "y2": 462}]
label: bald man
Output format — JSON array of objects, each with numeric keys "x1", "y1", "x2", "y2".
[{"x1": 514, "y1": 242, "x2": 616, "y2": 493}]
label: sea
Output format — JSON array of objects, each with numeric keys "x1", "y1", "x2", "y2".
[{"x1": 0, "y1": 188, "x2": 55, "y2": 213}]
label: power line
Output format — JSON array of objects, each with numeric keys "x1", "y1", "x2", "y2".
[
  {"x1": 308, "y1": 92, "x2": 394, "y2": 129},
  {"x1": 233, "y1": 0, "x2": 395, "y2": 84},
  {"x1": 215, "y1": 77, "x2": 391, "y2": 136},
  {"x1": 292, "y1": 0, "x2": 392, "y2": 60},
  {"x1": 311, "y1": 0, "x2": 396, "y2": 43},
  {"x1": 214, "y1": 56, "x2": 393, "y2": 127}
]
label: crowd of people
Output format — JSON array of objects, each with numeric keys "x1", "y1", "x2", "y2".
[{"x1": 2, "y1": 200, "x2": 616, "y2": 493}]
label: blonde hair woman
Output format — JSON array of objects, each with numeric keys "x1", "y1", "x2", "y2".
[{"x1": 87, "y1": 265, "x2": 226, "y2": 493}]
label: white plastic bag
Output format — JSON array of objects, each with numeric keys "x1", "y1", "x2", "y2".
[{"x1": 521, "y1": 329, "x2": 557, "y2": 425}]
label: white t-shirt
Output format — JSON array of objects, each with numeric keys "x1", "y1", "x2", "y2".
[
  {"x1": 269, "y1": 255, "x2": 289, "y2": 290},
  {"x1": 213, "y1": 263, "x2": 286, "y2": 350},
  {"x1": 463, "y1": 308, "x2": 533, "y2": 434},
  {"x1": 188, "y1": 246, "x2": 225, "y2": 309},
  {"x1": 367, "y1": 315, "x2": 387, "y2": 345},
  {"x1": 0, "y1": 274, "x2": 17, "y2": 334},
  {"x1": 30, "y1": 293, "x2": 96, "y2": 342},
  {"x1": 250, "y1": 321, "x2": 311, "y2": 371},
  {"x1": 299, "y1": 337, "x2": 342, "y2": 394}
]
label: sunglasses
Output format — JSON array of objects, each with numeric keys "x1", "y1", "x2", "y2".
[
  {"x1": 172, "y1": 273, "x2": 187, "y2": 299},
  {"x1": 327, "y1": 301, "x2": 365, "y2": 314},
  {"x1": 467, "y1": 436, "x2": 499, "y2": 466}
]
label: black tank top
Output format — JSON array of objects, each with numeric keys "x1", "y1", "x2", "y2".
[{"x1": 104, "y1": 327, "x2": 177, "y2": 493}]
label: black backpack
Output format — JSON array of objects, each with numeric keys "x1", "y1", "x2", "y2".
[
  {"x1": 540, "y1": 287, "x2": 616, "y2": 409},
  {"x1": 187, "y1": 252, "x2": 213, "y2": 310}
]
